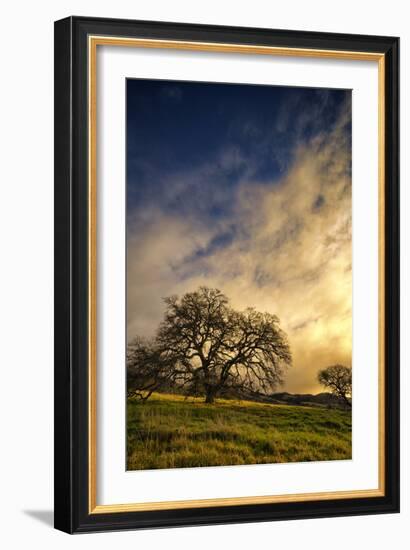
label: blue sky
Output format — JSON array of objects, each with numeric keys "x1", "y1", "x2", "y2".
[
  {"x1": 127, "y1": 79, "x2": 350, "y2": 229},
  {"x1": 126, "y1": 79, "x2": 352, "y2": 393}
]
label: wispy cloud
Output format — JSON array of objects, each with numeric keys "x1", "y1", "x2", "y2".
[{"x1": 159, "y1": 84, "x2": 183, "y2": 102}]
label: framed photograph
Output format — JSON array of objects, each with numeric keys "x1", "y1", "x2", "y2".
[{"x1": 54, "y1": 16, "x2": 399, "y2": 533}]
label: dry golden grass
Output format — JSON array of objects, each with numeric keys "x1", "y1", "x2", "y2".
[{"x1": 127, "y1": 392, "x2": 352, "y2": 470}]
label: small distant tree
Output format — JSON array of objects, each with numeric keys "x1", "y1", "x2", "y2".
[{"x1": 317, "y1": 365, "x2": 352, "y2": 408}]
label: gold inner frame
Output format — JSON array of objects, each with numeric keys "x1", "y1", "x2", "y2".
[{"x1": 88, "y1": 36, "x2": 386, "y2": 514}]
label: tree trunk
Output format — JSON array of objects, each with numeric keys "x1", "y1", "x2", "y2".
[{"x1": 205, "y1": 388, "x2": 216, "y2": 404}]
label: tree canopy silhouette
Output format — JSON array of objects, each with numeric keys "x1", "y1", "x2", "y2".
[
  {"x1": 127, "y1": 286, "x2": 292, "y2": 403},
  {"x1": 317, "y1": 364, "x2": 352, "y2": 407}
]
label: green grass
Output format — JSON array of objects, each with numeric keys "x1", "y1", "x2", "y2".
[{"x1": 127, "y1": 392, "x2": 352, "y2": 470}]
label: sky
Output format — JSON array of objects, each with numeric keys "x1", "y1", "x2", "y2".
[{"x1": 126, "y1": 79, "x2": 352, "y2": 394}]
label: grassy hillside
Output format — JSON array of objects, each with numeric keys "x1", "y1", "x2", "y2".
[{"x1": 127, "y1": 393, "x2": 351, "y2": 470}]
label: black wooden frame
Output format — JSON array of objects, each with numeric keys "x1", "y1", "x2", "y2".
[{"x1": 54, "y1": 16, "x2": 400, "y2": 534}]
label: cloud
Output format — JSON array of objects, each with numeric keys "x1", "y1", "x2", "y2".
[
  {"x1": 127, "y1": 96, "x2": 352, "y2": 394},
  {"x1": 159, "y1": 84, "x2": 183, "y2": 102}
]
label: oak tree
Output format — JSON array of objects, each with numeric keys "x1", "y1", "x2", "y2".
[
  {"x1": 127, "y1": 287, "x2": 292, "y2": 403},
  {"x1": 317, "y1": 364, "x2": 352, "y2": 407}
]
